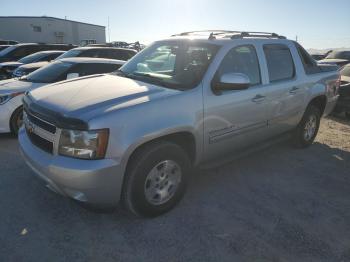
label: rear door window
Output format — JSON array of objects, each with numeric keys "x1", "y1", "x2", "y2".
[
  {"x1": 109, "y1": 49, "x2": 134, "y2": 61},
  {"x1": 264, "y1": 44, "x2": 295, "y2": 82},
  {"x1": 38, "y1": 53, "x2": 61, "y2": 62},
  {"x1": 79, "y1": 49, "x2": 100, "y2": 58}
]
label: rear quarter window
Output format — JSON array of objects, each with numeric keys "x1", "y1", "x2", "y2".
[{"x1": 295, "y1": 42, "x2": 321, "y2": 75}]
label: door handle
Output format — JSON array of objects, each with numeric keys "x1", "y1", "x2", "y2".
[
  {"x1": 289, "y1": 87, "x2": 299, "y2": 94},
  {"x1": 252, "y1": 94, "x2": 266, "y2": 103}
]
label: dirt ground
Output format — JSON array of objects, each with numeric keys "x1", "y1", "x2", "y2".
[{"x1": 0, "y1": 115, "x2": 349, "y2": 262}]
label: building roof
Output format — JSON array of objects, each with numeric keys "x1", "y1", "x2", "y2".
[{"x1": 0, "y1": 16, "x2": 105, "y2": 28}]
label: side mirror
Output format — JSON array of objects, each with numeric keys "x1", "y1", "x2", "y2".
[
  {"x1": 212, "y1": 73, "x2": 250, "y2": 94},
  {"x1": 66, "y1": 73, "x2": 80, "y2": 80}
]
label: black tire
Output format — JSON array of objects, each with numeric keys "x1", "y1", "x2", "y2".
[
  {"x1": 122, "y1": 141, "x2": 191, "y2": 217},
  {"x1": 293, "y1": 105, "x2": 321, "y2": 148},
  {"x1": 10, "y1": 106, "x2": 23, "y2": 135}
]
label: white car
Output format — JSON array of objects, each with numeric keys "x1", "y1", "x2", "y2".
[{"x1": 0, "y1": 57, "x2": 124, "y2": 134}]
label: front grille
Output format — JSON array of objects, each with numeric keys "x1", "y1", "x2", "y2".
[
  {"x1": 25, "y1": 110, "x2": 56, "y2": 134},
  {"x1": 27, "y1": 131, "x2": 53, "y2": 154}
]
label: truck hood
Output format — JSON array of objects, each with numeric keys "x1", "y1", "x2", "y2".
[
  {"x1": 0, "y1": 61, "x2": 23, "y2": 68},
  {"x1": 0, "y1": 78, "x2": 45, "y2": 94},
  {"x1": 29, "y1": 74, "x2": 181, "y2": 121},
  {"x1": 318, "y1": 58, "x2": 349, "y2": 65},
  {"x1": 18, "y1": 61, "x2": 49, "y2": 70},
  {"x1": 341, "y1": 75, "x2": 350, "y2": 83}
]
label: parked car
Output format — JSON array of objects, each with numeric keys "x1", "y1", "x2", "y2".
[
  {"x1": 0, "y1": 40, "x2": 18, "y2": 45},
  {"x1": 19, "y1": 31, "x2": 340, "y2": 217},
  {"x1": 0, "y1": 50, "x2": 65, "y2": 79},
  {"x1": 0, "y1": 57, "x2": 124, "y2": 134},
  {"x1": 12, "y1": 61, "x2": 51, "y2": 78},
  {"x1": 318, "y1": 50, "x2": 350, "y2": 67},
  {"x1": 13, "y1": 47, "x2": 137, "y2": 79},
  {"x1": 56, "y1": 46, "x2": 137, "y2": 61},
  {"x1": 0, "y1": 45, "x2": 10, "y2": 52},
  {"x1": 334, "y1": 64, "x2": 350, "y2": 118},
  {"x1": 89, "y1": 41, "x2": 145, "y2": 52},
  {"x1": 0, "y1": 43, "x2": 75, "y2": 63}
]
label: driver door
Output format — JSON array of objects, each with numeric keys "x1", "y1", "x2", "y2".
[{"x1": 202, "y1": 45, "x2": 270, "y2": 161}]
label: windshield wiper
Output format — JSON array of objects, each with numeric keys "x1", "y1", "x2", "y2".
[
  {"x1": 113, "y1": 69, "x2": 128, "y2": 77},
  {"x1": 128, "y1": 72, "x2": 172, "y2": 85}
]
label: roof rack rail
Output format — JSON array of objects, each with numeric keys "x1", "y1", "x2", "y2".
[
  {"x1": 171, "y1": 30, "x2": 286, "y2": 40},
  {"x1": 171, "y1": 30, "x2": 241, "y2": 37},
  {"x1": 230, "y1": 32, "x2": 286, "y2": 39}
]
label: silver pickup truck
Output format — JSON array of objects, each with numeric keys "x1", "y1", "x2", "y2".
[{"x1": 19, "y1": 31, "x2": 340, "y2": 217}]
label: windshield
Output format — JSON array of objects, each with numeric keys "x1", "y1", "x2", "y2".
[
  {"x1": 18, "y1": 52, "x2": 43, "y2": 64},
  {"x1": 0, "y1": 45, "x2": 16, "y2": 57},
  {"x1": 55, "y1": 49, "x2": 83, "y2": 60},
  {"x1": 341, "y1": 65, "x2": 350, "y2": 77},
  {"x1": 118, "y1": 41, "x2": 219, "y2": 90},
  {"x1": 23, "y1": 61, "x2": 73, "y2": 83}
]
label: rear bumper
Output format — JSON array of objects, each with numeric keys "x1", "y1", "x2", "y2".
[
  {"x1": 335, "y1": 97, "x2": 350, "y2": 112},
  {"x1": 323, "y1": 95, "x2": 339, "y2": 116},
  {"x1": 18, "y1": 128, "x2": 124, "y2": 207}
]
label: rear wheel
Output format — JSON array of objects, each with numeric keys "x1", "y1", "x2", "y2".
[
  {"x1": 122, "y1": 141, "x2": 191, "y2": 217},
  {"x1": 10, "y1": 106, "x2": 23, "y2": 135},
  {"x1": 293, "y1": 105, "x2": 321, "y2": 148}
]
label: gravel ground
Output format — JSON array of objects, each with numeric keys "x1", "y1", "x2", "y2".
[{"x1": 0, "y1": 115, "x2": 349, "y2": 262}]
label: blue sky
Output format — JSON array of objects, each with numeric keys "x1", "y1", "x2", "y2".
[{"x1": 1, "y1": 0, "x2": 349, "y2": 49}]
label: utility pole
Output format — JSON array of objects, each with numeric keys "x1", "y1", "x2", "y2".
[
  {"x1": 108, "y1": 16, "x2": 111, "y2": 43},
  {"x1": 296, "y1": 35, "x2": 298, "y2": 42}
]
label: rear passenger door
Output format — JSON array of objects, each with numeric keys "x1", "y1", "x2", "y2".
[{"x1": 262, "y1": 44, "x2": 305, "y2": 135}]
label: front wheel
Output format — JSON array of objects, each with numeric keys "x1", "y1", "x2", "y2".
[
  {"x1": 293, "y1": 105, "x2": 321, "y2": 148},
  {"x1": 122, "y1": 141, "x2": 191, "y2": 217},
  {"x1": 10, "y1": 106, "x2": 24, "y2": 135}
]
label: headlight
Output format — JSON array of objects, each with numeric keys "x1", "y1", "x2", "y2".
[
  {"x1": 0, "y1": 92, "x2": 23, "y2": 105},
  {"x1": 58, "y1": 129, "x2": 109, "y2": 160},
  {"x1": 13, "y1": 69, "x2": 24, "y2": 77}
]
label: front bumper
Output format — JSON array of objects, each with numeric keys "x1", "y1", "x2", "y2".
[
  {"x1": 0, "y1": 103, "x2": 12, "y2": 133},
  {"x1": 0, "y1": 96, "x2": 23, "y2": 133},
  {"x1": 324, "y1": 95, "x2": 339, "y2": 116},
  {"x1": 18, "y1": 128, "x2": 124, "y2": 207}
]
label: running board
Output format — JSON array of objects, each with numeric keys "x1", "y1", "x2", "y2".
[{"x1": 199, "y1": 132, "x2": 292, "y2": 170}]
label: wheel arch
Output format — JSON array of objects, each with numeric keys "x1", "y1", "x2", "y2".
[{"x1": 308, "y1": 95, "x2": 327, "y2": 116}]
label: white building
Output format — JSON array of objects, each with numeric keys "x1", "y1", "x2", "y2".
[{"x1": 0, "y1": 16, "x2": 106, "y2": 45}]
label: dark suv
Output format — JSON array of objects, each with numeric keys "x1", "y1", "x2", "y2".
[
  {"x1": 334, "y1": 64, "x2": 350, "y2": 119},
  {"x1": 0, "y1": 43, "x2": 75, "y2": 63},
  {"x1": 55, "y1": 47, "x2": 137, "y2": 61}
]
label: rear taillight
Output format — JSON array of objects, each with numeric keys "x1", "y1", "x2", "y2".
[{"x1": 335, "y1": 74, "x2": 341, "y2": 95}]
